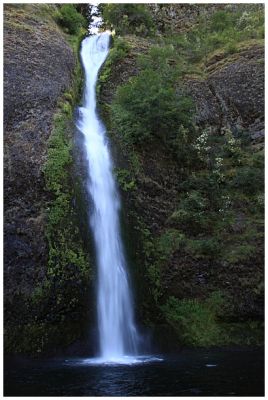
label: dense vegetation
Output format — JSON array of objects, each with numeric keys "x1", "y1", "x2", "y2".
[
  {"x1": 99, "y1": 4, "x2": 264, "y2": 346},
  {"x1": 54, "y1": 4, "x2": 87, "y2": 34},
  {"x1": 100, "y1": 3, "x2": 156, "y2": 36}
]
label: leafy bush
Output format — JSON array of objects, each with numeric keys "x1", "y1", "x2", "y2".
[
  {"x1": 162, "y1": 292, "x2": 224, "y2": 346},
  {"x1": 223, "y1": 243, "x2": 256, "y2": 264},
  {"x1": 101, "y1": 4, "x2": 155, "y2": 36},
  {"x1": 55, "y1": 4, "x2": 87, "y2": 35},
  {"x1": 186, "y1": 237, "x2": 222, "y2": 259},
  {"x1": 210, "y1": 11, "x2": 233, "y2": 32},
  {"x1": 157, "y1": 229, "x2": 185, "y2": 260},
  {"x1": 169, "y1": 191, "x2": 212, "y2": 235},
  {"x1": 138, "y1": 45, "x2": 177, "y2": 77},
  {"x1": 114, "y1": 168, "x2": 136, "y2": 191},
  {"x1": 111, "y1": 68, "x2": 194, "y2": 145},
  {"x1": 231, "y1": 166, "x2": 264, "y2": 195}
]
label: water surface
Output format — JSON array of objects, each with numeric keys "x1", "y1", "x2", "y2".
[{"x1": 4, "y1": 348, "x2": 264, "y2": 396}]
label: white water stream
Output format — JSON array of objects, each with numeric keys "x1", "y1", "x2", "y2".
[{"x1": 76, "y1": 33, "x2": 139, "y2": 363}]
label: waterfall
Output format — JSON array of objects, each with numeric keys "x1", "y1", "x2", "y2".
[{"x1": 76, "y1": 32, "x2": 139, "y2": 362}]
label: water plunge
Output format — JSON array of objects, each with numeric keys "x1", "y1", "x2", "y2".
[{"x1": 76, "y1": 32, "x2": 139, "y2": 362}]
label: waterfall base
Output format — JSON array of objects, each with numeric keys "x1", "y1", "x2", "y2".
[{"x1": 77, "y1": 355, "x2": 164, "y2": 366}]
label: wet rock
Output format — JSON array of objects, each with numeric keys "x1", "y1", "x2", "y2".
[{"x1": 4, "y1": 5, "x2": 75, "y2": 313}]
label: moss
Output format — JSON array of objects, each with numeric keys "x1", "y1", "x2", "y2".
[
  {"x1": 161, "y1": 293, "x2": 264, "y2": 346},
  {"x1": 114, "y1": 168, "x2": 136, "y2": 192},
  {"x1": 185, "y1": 237, "x2": 222, "y2": 260},
  {"x1": 97, "y1": 36, "x2": 130, "y2": 95},
  {"x1": 162, "y1": 292, "x2": 224, "y2": 346},
  {"x1": 5, "y1": 321, "x2": 83, "y2": 354},
  {"x1": 6, "y1": 16, "x2": 91, "y2": 355},
  {"x1": 157, "y1": 229, "x2": 185, "y2": 261}
]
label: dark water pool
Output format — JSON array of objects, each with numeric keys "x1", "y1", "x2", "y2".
[{"x1": 4, "y1": 348, "x2": 264, "y2": 396}]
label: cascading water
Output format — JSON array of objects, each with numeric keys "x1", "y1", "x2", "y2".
[{"x1": 76, "y1": 32, "x2": 139, "y2": 363}]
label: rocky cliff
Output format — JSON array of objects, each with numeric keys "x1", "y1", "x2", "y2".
[
  {"x1": 4, "y1": 4, "x2": 92, "y2": 354},
  {"x1": 4, "y1": 3, "x2": 264, "y2": 354},
  {"x1": 99, "y1": 4, "x2": 264, "y2": 347},
  {"x1": 4, "y1": 4, "x2": 74, "y2": 302}
]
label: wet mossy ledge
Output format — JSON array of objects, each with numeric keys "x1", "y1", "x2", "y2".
[
  {"x1": 4, "y1": 5, "x2": 93, "y2": 355},
  {"x1": 98, "y1": 4, "x2": 264, "y2": 348}
]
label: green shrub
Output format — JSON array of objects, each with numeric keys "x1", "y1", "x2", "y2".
[
  {"x1": 111, "y1": 69, "x2": 194, "y2": 145},
  {"x1": 110, "y1": 43, "x2": 196, "y2": 150},
  {"x1": 138, "y1": 45, "x2": 177, "y2": 77},
  {"x1": 225, "y1": 41, "x2": 238, "y2": 55},
  {"x1": 223, "y1": 243, "x2": 256, "y2": 264},
  {"x1": 186, "y1": 237, "x2": 222, "y2": 259},
  {"x1": 169, "y1": 191, "x2": 212, "y2": 235},
  {"x1": 114, "y1": 168, "x2": 136, "y2": 191},
  {"x1": 55, "y1": 4, "x2": 87, "y2": 34},
  {"x1": 231, "y1": 166, "x2": 264, "y2": 195},
  {"x1": 162, "y1": 292, "x2": 224, "y2": 346},
  {"x1": 157, "y1": 229, "x2": 185, "y2": 260},
  {"x1": 210, "y1": 11, "x2": 233, "y2": 32},
  {"x1": 101, "y1": 4, "x2": 155, "y2": 36}
]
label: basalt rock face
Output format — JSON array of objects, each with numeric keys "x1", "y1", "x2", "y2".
[
  {"x1": 4, "y1": 4, "x2": 75, "y2": 336},
  {"x1": 99, "y1": 24, "x2": 264, "y2": 337},
  {"x1": 187, "y1": 44, "x2": 264, "y2": 146},
  {"x1": 147, "y1": 3, "x2": 223, "y2": 33},
  {"x1": 147, "y1": 4, "x2": 261, "y2": 34}
]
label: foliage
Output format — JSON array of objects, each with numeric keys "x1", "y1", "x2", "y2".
[
  {"x1": 98, "y1": 4, "x2": 264, "y2": 346},
  {"x1": 223, "y1": 243, "x2": 256, "y2": 264},
  {"x1": 186, "y1": 237, "x2": 222, "y2": 259},
  {"x1": 111, "y1": 67, "x2": 194, "y2": 146},
  {"x1": 230, "y1": 166, "x2": 264, "y2": 195},
  {"x1": 163, "y1": 6, "x2": 264, "y2": 65},
  {"x1": 162, "y1": 292, "x2": 224, "y2": 346},
  {"x1": 54, "y1": 4, "x2": 87, "y2": 35},
  {"x1": 114, "y1": 168, "x2": 136, "y2": 191},
  {"x1": 161, "y1": 293, "x2": 263, "y2": 346},
  {"x1": 44, "y1": 114, "x2": 72, "y2": 195},
  {"x1": 43, "y1": 106, "x2": 90, "y2": 279},
  {"x1": 101, "y1": 3, "x2": 155, "y2": 36},
  {"x1": 157, "y1": 229, "x2": 185, "y2": 260},
  {"x1": 28, "y1": 33, "x2": 91, "y2": 353},
  {"x1": 98, "y1": 37, "x2": 130, "y2": 88}
]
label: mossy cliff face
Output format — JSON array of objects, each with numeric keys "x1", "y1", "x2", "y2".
[
  {"x1": 99, "y1": 4, "x2": 264, "y2": 347},
  {"x1": 4, "y1": 4, "x2": 92, "y2": 354},
  {"x1": 147, "y1": 4, "x2": 258, "y2": 34}
]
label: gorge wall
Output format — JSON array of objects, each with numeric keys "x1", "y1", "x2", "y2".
[
  {"x1": 4, "y1": 4, "x2": 93, "y2": 354},
  {"x1": 4, "y1": 3, "x2": 264, "y2": 354},
  {"x1": 98, "y1": 4, "x2": 264, "y2": 347}
]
